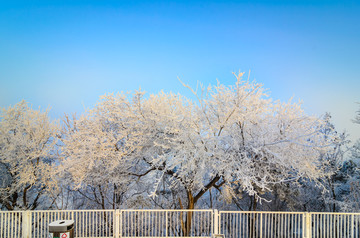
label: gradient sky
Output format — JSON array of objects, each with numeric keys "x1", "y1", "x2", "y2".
[{"x1": 0, "y1": 0, "x2": 359, "y2": 141}]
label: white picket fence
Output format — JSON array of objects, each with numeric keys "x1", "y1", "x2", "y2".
[
  {"x1": 218, "y1": 211, "x2": 305, "y2": 238},
  {"x1": 118, "y1": 210, "x2": 213, "y2": 238},
  {"x1": 1, "y1": 209, "x2": 360, "y2": 238}
]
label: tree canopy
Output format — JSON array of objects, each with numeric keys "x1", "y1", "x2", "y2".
[
  {"x1": 60, "y1": 73, "x2": 337, "y2": 210},
  {"x1": 1, "y1": 73, "x2": 356, "y2": 212},
  {"x1": 0, "y1": 101, "x2": 58, "y2": 210}
]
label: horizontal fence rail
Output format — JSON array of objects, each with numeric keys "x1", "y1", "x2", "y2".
[{"x1": 1, "y1": 209, "x2": 360, "y2": 238}]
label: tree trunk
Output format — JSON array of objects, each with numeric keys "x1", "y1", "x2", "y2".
[
  {"x1": 186, "y1": 191, "x2": 194, "y2": 236},
  {"x1": 178, "y1": 190, "x2": 195, "y2": 237}
]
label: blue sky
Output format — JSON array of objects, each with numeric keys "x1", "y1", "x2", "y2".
[{"x1": 0, "y1": 0, "x2": 359, "y2": 141}]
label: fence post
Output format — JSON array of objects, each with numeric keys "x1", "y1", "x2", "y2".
[
  {"x1": 113, "y1": 210, "x2": 116, "y2": 238},
  {"x1": 22, "y1": 211, "x2": 31, "y2": 238},
  {"x1": 260, "y1": 213, "x2": 263, "y2": 238},
  {"x1": 305, "y1": 212, "x2": 312, "y2": 238},
  {"x1": 114, "y1": 209, "x2": 120, "y2": 238},
  {"x1": 165, "y1": 211, "x2": 168, "y2": 238},
  {"x1": 351, "y1": 214, "x2": 354, "y2": 238},
  {"x1": 213, "y1": 209, "x2": 219, "y2": 235}
]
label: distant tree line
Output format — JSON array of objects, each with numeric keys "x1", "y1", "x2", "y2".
[{"x1": 1, "y1": 72, "x2": 359, "y2": 212}]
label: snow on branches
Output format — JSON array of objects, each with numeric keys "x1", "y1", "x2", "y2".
[
  {"x1": 0, "y1": 101, "x2": 58, "y2": 210},
  {"x1": 60, "y1": 72, "x2": 337, "y2": 209}
]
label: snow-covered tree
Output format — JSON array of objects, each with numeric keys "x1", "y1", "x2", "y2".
[
  {"x1": 167, "y1": 72, "x2": 335, "y2": 209},
  {"x1": 60, "y1": 72, "x2": 337, "y2": 217},
  {"x1": 0, "y1": 101, "x2": 59, "y2": 210},
  {"x1": 290, "y1": 105, "x2": 360, "y2": 213},
  {"x1": 350, "y1": 104, "x2": 360, "y2": 164},
  {"x1": 338, "y1": 103, "x2": 360, "y2": 212},
  {"x1": 59, "y1": 93, "x2": 152, "y2": 209}
]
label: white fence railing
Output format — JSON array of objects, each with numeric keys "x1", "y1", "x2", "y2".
[
  {"x1": 218, "y1": 211, "x2": 305, "y2": 238},
  {"x1": 118, "y1": 209, "x2": 213, "y2": 238},
  {"x1": 310, "y1": 213, "x2": 360, "y2": 238},
  {"x1": 1, "y1": 209, "x2": 360, "y2": 238},
  {"x1": 30, "y1": 210, "x2": 114, "y2": 238},
  {"x1": 0, "y1": 211, "x2": 22, "y2": 238}
]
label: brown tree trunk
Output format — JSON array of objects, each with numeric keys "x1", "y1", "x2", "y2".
[
  {"x1": 178, "y1": 191, "x2": 195, "y2": 237},
  {"x1": 186, "y1": 191, "x2": 194, "y2": 236}
]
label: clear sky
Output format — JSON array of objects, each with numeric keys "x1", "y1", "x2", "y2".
[{"x1": 0, "y1": 0, "x2": 359, "y2": 141}]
